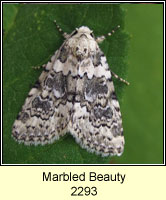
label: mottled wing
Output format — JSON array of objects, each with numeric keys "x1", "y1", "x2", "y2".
[
  {"x1": 12, "y1": 52, "x2": 71, "y2": 145},
  {"x1": 69, "y1": 50, "x2": 124, "y2": 156}
]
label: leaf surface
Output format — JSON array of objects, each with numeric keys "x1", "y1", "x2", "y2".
[{"x1": 3, "y1": 4, "x2": 129, "y2": 164}]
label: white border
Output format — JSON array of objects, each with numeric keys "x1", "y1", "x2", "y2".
[{"x1": 1, "y1": 0, "x2": 165, "y2": 166}]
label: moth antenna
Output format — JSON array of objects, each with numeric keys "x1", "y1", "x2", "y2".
[
  {"x1": 54, "y1": 20, "x2": 69, "y2": 38},
  {"x1": 96, "y1": 25, "x2": 120, "y2": 43}
]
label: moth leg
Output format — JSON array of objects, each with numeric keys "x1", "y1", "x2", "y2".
[
  {"x1": 96, "y1": 25, "x2": 120, "y2": 43},
  {"x1": 32, "y1": 64, "x2": 46, "y2": 70},
  {"x1": 54, "y1": 20, "x2": 69, "y2": 39},
  {"x1": 111, "y1": 71, "x2": 130, "y2": 85},
  {"x1": 32, "y1": 51, "x2": 58, "y2": 71}
]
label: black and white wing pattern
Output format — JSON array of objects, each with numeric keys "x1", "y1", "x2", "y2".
[
  {"x1": 69, "y1": 49, "x2": 124, "y2": 157},
  {"x1": 12, "y1": 52, "x2": 72, "y2": 145},
  {"x1": 12, "y1": 25, "x2": 125, "y2": 157}
]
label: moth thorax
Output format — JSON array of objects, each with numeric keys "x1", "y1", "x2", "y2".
[{"x1": 73, "y1": 37, "x2": 89, "y2": 60}]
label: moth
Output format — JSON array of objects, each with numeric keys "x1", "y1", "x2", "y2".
[{"x1": 12, "y1": 21, "x2": 129, "y2": 157}]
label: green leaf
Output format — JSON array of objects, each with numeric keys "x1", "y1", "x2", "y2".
[
  {"x1": 3, "y1": 4, "x2": 20, "y2": 35},
  {"x1": 3, "y1": 4, "x2": 129, "y2": 164}
]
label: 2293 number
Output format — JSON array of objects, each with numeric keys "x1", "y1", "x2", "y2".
[{"x1": 71, "y1": 186, "x2": 97, "y2": 196}]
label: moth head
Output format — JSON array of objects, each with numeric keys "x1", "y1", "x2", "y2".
[
  {"x1": 74, "y1": 26, "x2": 95, "y2": 39},
  {"x1": 69, "y1": 26, "x2": 97, "y2": 60}
]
